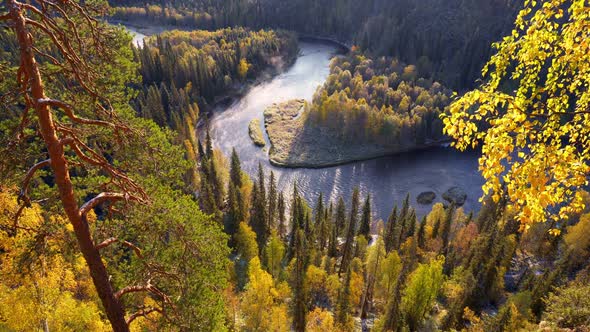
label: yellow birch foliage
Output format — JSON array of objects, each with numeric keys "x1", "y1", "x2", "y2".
[
  {"x1": 442, "y1": 0, "x2": 590, "y2": 231},
  {"x1": 0, "y1": 190, "x2": 109, "y2": 331}
]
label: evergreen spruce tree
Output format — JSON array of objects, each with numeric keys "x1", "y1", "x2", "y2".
[
  {"x1": 359, "y1": 194, "x2": 372, "y2": 241},
  {"x1": 441, "y1": 205, "x2": 456, "y2": 254},
  {"x1": 406, "y1": 209, "x2": 417, "y2": 238},
  {"x1": 205, "y1": 126, "x2": 213, "y2": 159},
  {"x1": 293, "y1": 229, "x2": 307, "y2": 332},
  {"x1": 328, "y1": 221, "x2": 339, "y2": 258},
  {"x1": 339, "y1": 187, "x2": 360, "y2": 276},
  {"x1": 230, "y1": 148, "x2": 242, "y2": 187},
  {"x1": 384, "y1": 205, "x2": 398, "y2": 252},
  {"x1": 397, "y1": 194, "x2": 411, "y2": 246},
  {"x1": 249, "y1": 166, "x2": 269, "y2": 250},
  {"x1": 197, "y1": 138, "x2": 206, "y2": 160},
  {"x1": 268, "y1": 170, "x2": 277, "y2": 230},
  {"x1": 417, "y1": 216, "x2": 427, "y2": 249},
  {"x1": 225, "y1": 182, "x2": 241, "y2": 242},
  {"x1": 277, "y1": 191, "x2": 286, "y2": 239},
  {"x1": 315, "y1": 193, "x2": 326, "y2": 251},
  {"x1": 336, "y1": 266, "x2": 353, "y2": 327},
  {"x1": 335, "y1": 197, "x2": 347, "y2": 236}
]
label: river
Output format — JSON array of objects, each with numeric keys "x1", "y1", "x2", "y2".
[
  {"x1": 209, "y1": 41, "x2": 484, "y2": 220},
  {"x1": 121, "y1": 24, "x2": 484, "y2": 220}
]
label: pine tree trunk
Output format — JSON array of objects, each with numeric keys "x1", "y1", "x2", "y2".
[{"x1": 8, "y1": 2, "x2": 129, "y2": 331}]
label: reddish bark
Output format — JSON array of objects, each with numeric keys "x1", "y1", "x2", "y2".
[{"x1": 7, "y1": 1, "x2": 129, "y2": 330}]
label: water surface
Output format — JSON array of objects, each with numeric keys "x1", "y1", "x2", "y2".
[{"x1": 209, "y1": 42, "x2": 484, "y2": 220}]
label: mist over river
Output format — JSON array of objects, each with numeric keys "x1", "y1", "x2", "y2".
[{"x1": 123, "y1": 24, "x2": 484, "y2": 220}]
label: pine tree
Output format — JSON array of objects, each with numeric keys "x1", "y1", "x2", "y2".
[
  {"x1": 199, "y1": 162, "x2": 218, "y2": 215},
  {"x1": 397, "y1": 194, "x2": 411, "y2": 246},
  {"x1": 249, "y1": 183, "x2": 266, "y2": 251},
  {"x1": 197, "y1": 138, "x2": 206, "y2": 160},
  {"x1": 417, "y1": 216, "x2": 427, "y2": 249},
  {"x1": 230, "y1": 147, "x2": 242, "y2": 187},
  {"x1": 336, "y1": 266, "x2": 353, "y2": 326},
  {"x1": 339, "y1": 188, "x2": 360, "y2": 276},
  {"x1": 441, "y1": 205, "x2": 455, "y2": 254},
  {"x1": 328, "y1": 217, "x2": 339, "y2": 258},
  {"x1": 205, "y1": 126, "x2": 213, "y2": 159},
  {"x1": 208, "y1": 157, "x2": 224, "y2": 208},
  {"x1": 359, "y1": 194, "x2": 372, "y2": 241},
  {"x1": 225, "y1": 182, "x2": 241, "y2": 242},
  {"x1": 277, "y1": 191, "x2": 286, "y2": 239},
  {"x1": 315, "y1": 193, "x2": 326, "y2": 251},
  {"x1": 406, "y1": 209, "x2": 417, "y2": 238},
  {"x1": 268, "y1": 170, "x2": 277, "y2": 230},
  {"x1": 384, "y1": 205, "x2": 398, "y2": 252},
  {"x1": 335, "y1": 197, "x2": 347, "y2": 236},
  {"x1": 293, "y1": 229, "x2": 307, "y2": 332}
]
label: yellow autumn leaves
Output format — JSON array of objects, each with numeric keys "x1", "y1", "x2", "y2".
[{"x1": 442, "y1": 0, "x2": 590, "y2": 231}]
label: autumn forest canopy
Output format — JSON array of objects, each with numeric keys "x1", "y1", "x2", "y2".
[{"x1": 1, "y1": 0, "x2": 590, "y2": 331}]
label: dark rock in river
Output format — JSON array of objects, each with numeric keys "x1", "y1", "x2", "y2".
[
  {"x1": 442, "y1": 186, "x2": 467, "y2": 206},
  {"x1": 417, "y1": 191, "x2": 436, "y2": 205}
]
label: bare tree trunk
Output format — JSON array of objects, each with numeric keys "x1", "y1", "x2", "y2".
[{"x1": 7, "y1": 1, "x2": 129, "y2": 330}]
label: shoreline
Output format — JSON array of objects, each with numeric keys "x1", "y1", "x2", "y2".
[
  {"x1": 264, "y1": 100, "x2": 453, "y2": 169},
  {"x1": 268, "y1": 140, "x2": 454, "y2": 169}
]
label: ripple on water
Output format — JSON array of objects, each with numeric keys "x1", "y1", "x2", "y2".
[{"x1": 208, "y1": 42, "x2": 484, "y2": 220}]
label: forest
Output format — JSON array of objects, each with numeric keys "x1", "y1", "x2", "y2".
[
  {"x1": 109, "y1": 0, "x2": 520, "y2": 90},
  {"x1": 304, "y1": 52, "x2": 451, "y2": 147},
  {"x1": 129, "y1": 28, "x2": 297, "y2": 190},
  {"x1": 1, "y1": 0, "x2": 590, "y2": 331}
]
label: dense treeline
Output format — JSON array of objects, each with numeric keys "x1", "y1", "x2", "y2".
[
  {"x1": 110, "y1": 0, "x2": 520, "y2": 89},
  {"x1": 0, "y1": 21, "x2": 229, "y2": 330},
  {"x1": 3, "y1": 1, "x2": 590, "y2": 331},
  {"x1": 202, "y1": 146, "x2": 590, "y2": 331},
  {"x1": 303, "y1": 52, "x2": 451, "y2": 147}
]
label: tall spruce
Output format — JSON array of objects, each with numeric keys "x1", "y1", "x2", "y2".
[
  {"x1": 230, "y1": 148, "x2": 242, "y2": 187},
  {"x1": 397, "y1": 194, "x2": 411, "y2": 246},
  {"x1": 441, "y1": 205, "x2": 455, "y2": 254},
  {"x1": 417, "y1": 216, "x2": 427, "y2": 249},
  {"x1": 406, "y1": 209, "x2": 417, "y2": 238},
  {"x1": 339, "y1": 187, "x2": 360, "y2": 276},
  {"x1": 292, "y1": 229, "x2": 307, "y2": 332},
  {"x1": 384, "y1": 205, "x2": 398, "y2": 252},
  {"x1": 335, "y1": 197, "x2": 347, "y2": 236},
  {"x1": 315, "y1": 193, "x2": 326, "y2": 251},
  {"x1": 225, "y1": 182, "x2": 241, "y2": 241},
  {"x1": 359, "y1": 194, "x2": 372, "y2": 241},
  {"x1": 336, "y1": 266, "x2": 353, "y2": 326},
  {"x1": 277, "y1": 191, "x2": 286, "y2": 238},
  {"x1": 249, "y1": 164, "x2": 268, "y2": 250},
  {"x1": 268, "y1": 170, "x2": 277, "y2": 231},
  {"x1": 205, "y1": 126, "x2": 213, "y2": 159}
]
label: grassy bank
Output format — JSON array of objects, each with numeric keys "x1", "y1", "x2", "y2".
[{"x1": 248, "y1": 119, "x2": 266, "y2": 147}]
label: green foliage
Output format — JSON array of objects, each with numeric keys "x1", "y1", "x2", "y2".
[
  {"x1": 543, "y1": 283, "x2": 590, "y2": 329},
  {"x1": 236, "y1": 222, "x2": 259, "y2": 263},
  {"x1": 303, "y1": 53, "x2": 451, "y2": 147},
  {"x1": 264, "y1": 231, "x2": 285, "y2": 280},
  {"x1": 358, "y1": 194, "x2": 372, "y2": 241},
  {"x1": 401, "y1": 256, "x2": 444, "y2": 331},
  {"x1": 110, "y1": 0, "x2": 518, "y2": 90},
  {"x1": 339, "y1": 188, "x2": 360, "y2": 275}
]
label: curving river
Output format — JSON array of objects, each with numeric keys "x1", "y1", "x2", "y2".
[
  {"x1": 209, "y1": 41, "x2": 485, "y2": 220},
  {"x1": 121, "y1": 23, "x2": 484, "y2": 220}
]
